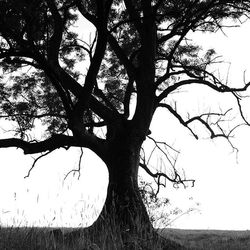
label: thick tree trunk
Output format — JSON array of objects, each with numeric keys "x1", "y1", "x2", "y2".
[
  {"x1": 99, "y1": 163, "x2": 152, "y2": 235},
  {"x1": 82, "y1": 133, "x2": 160, "y2": 249},
  {"x1": 63, "y1": 126, "x2": 185, "y2": 249},
  {"x1": 93, "y1": 132, "x2": 153, "y2": 236}
]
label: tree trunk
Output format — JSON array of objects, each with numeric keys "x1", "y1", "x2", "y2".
[
  {"x1": 99, "y1": 162, "x2": 152, "y2": 235},
  {"x1": 63, "y1": 126, "x2": 185, "y2": 249},
  {"x1": 94, "y1": 131, "x2": 153, "y2": 235}
]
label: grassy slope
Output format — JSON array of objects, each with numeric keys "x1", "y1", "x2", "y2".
[
  {"x1": 158, "y1": 228, "x2": 250, "y2": 250},
  {"x1": 1, "y1": 227, "x2": 250, "y2": 249},
  {"x1": 0, "y1": 226, "x2": 183, "y2": 250}
]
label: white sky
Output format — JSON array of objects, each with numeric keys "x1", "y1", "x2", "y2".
[{"x1": 1, "y1": 18, "x2": 250, "y2": 230}]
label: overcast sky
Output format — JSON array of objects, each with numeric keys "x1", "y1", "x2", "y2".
[{"x1": 1, "y1": 17, "x2": 250, "y2": 230}]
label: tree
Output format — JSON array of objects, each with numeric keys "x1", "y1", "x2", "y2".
[{"x1": 0, "y1": 0, "x2": 250, "y2": 245}]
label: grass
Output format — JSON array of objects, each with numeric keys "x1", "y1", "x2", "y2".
[
  {"x1": 159, "y1": 228, "x2": 250, "y2": 250},
  {"x1": 0, "y1": 226, "x2": 184, "y2": 250},
  {"x1": 1, "y1": 226, "x2": 250, "y2": 249},
  {"x1": 1, "y1": 181, "x2": 249, "y2": 249}
]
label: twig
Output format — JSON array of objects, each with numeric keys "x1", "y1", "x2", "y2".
[
  {"x1": 64, "y1": 147, "x2": 84, "y2": 180},
  {"x1": 24, "y1": 151, "x2": 53, "y2": 178}
]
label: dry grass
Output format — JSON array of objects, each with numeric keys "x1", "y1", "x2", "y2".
[
  {"x1": 1, "y1": 181, "x2": 248, "y2": 249},
  {"x1": 0, "y1": 226, "x2": 185, "y2": 250},
  {"x1": 2, "y1": 226, "x2": 250, "y2": 249},
  {"x1": 158, "y1": 228, "x2": 250, "y2": 250}
]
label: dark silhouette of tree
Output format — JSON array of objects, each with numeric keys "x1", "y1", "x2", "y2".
[{"x1": 1, "y1": 0, "x2": 250, "y2": 246}]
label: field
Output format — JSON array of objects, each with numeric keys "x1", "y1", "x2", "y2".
[
  {"x1": 1, "y1": 227, "x2": 250, "y2": 249},
  {"x1": 159, "y1": 228, "x2": 250, "y2": 250},
  {"x1": 0, "y1": 226, "x2": 180, "y2": 250}
]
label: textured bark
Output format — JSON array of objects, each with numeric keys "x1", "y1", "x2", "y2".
[
  {"x1": 96, "y1": 123, "x2": 152, "y2": 235},
  {"x1": 99, "y1": 157, "x2": 152, "y2": 235}
]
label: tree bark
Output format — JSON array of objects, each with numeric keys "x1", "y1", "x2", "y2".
[
  {"x1": 94, "y1": 125, "x2": 153, "y2": 236},
  {"x1": 64, "y1": 125, "x2": 185, "y2": 249},
  {"x1": 99, "y1": 159, "x2": 152, "y2": 235}
]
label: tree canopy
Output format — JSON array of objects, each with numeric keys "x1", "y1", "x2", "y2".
[{"x1": 1, "y1": 0, "x2": 250, "y2": 246}]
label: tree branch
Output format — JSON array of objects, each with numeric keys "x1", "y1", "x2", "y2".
[
  {"x1": 90, "y1": 96, "x2": 120, "y2": 123},
  {"x1": 0, "y1": 134, "x2": 76, "y2": 154},
  {"x1": 0, "y1": 113, "x2": 66, "y2": 119},
  {"x1": 24, "y1": 151, "x2": 52, "y2": 178},
  {"x1": 107, "y1": 33, "x2": 136, "y2": 78},
  {"x1": 64, "y1": 147, "x2": 83, "y2": 180},
  {"x1": 0, "y1": 133, "x2": 105, "y2": 157},
  {"x1": 140, "y1": 135, "x2": 195, "y2": 192},
  {"x1": 123, "y1": 77, "x2": 135, "y2": 119},
  {"x1": 232, "y1": 92, "x2": 250, "y2": 126},
  {"x1": 157, "y1": 102, "x2": 244, "y2": 157},
  {"x1": 76, "y1": 0, "x2": 98, "y2": 26},
  {"x1": 72, "y1": 3, "x2": 111, "y2": 126},
  {"x1": 157, "y1": 79, "x2": 250, "y2": 102},
  {"x1": 140, "y1": 159, "x2": 194, "y2": 189},
  {"x1": 158, "y1": 103, "x2": 198, "y2": 139},
  {"x1": 45, "y1": 0, "x2": 63, "y2": 62},
  {"x1": 123, "y1": 0, "x2": 142, "y2": 34}
]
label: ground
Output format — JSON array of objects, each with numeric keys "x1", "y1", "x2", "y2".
[
  {"x1": 159, "y1": 228, "x2": 250, "y2": 250},
  {"x1": 1, "y1": 227, "x2": 250, "y2": 249}
]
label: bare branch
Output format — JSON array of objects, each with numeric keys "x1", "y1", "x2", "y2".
[
  {"x1": 158, "y1": 103, "x2": 198, "y2": 139},
  {"x1": 140, "y1": 135, "x2": 194, "y2": 194},
  {"x1": 157, "y1": 78, "x2": 250, "y2": 102},
  {"x1": 158, "y1": 102, "x2": 237, "y2": 138},
  {"x1": 233, "y1": 92, "x2": 250, "y2": 126},
  {"x1": 158, "y1": 102, "x2": 244, "y2": 157},
  {"x1": 24, "y1": 151, "x2": 52, "y2": 178},
  {"x1": 185, "y1": 109, "x2": 233, "y2": 139},
  {"x1": 64, "y1": 147, "x2": 83, "y2": 180},
  {"x1": 139, "y1": 161, "x2": 194, "y2": 189}
]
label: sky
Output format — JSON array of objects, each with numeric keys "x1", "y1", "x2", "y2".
[{"x1": 1, "y1": 16, "x2": 250, "y2": 230}]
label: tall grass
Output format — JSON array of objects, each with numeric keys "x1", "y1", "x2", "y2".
[
  {"x1": 160, "y1": 228, "x2": 250, "y2": 250},
  {"x1": 0, "y1": 223, "x2": 184, "y2": 250},
  {"x1": 0, "y1": 188, "x2": 185, "y2": 249},
  {"x1": 1, "y1": 184, "x2": 249, "y2": 249}
]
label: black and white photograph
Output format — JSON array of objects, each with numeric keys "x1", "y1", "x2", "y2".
[{"x1": 1, "y1": 1, "x2": 250, "y2": 249}]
